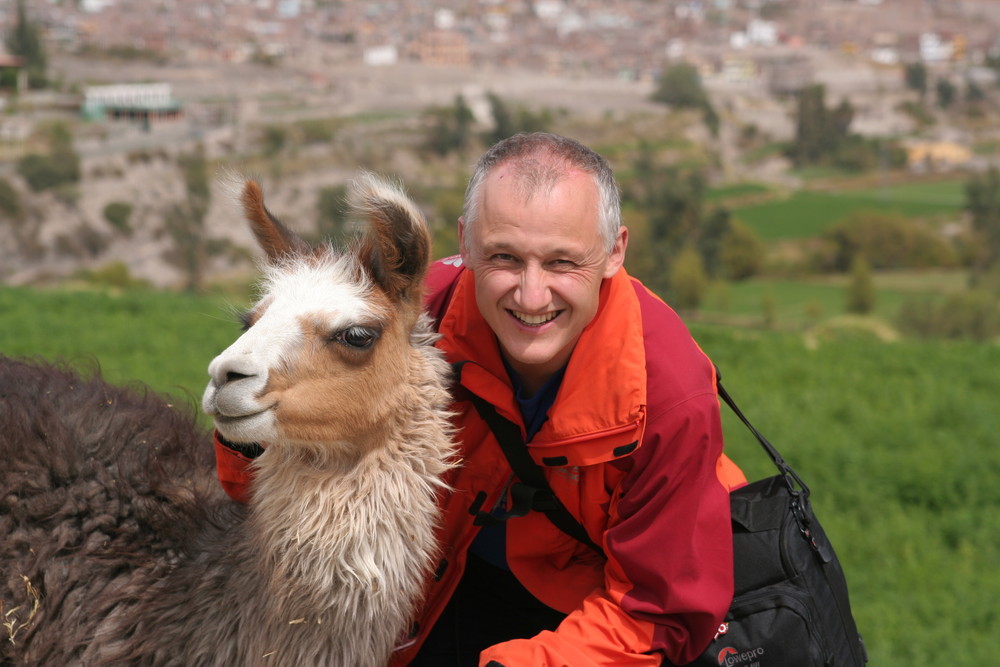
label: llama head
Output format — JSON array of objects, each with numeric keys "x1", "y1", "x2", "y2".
[{"x1": 202, "y1": 173, "x2": 432, "y2": 456}]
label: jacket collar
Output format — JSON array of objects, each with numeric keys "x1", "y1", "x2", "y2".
[{"x1": 438, "y1": 268, "x2": 647, "y2": 467}]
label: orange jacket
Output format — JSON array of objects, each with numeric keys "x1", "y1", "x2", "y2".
[{"x1": 214, "y1": 259, "x2": 746, "y2": 666}]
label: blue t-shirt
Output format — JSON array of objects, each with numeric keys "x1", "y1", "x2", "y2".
[{"x1": 468, "y1": 361, "x2": 567, "y2": 570}]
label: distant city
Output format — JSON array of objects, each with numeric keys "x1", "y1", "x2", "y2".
[{"x1": 5, "y1": 0, "x2": 1000, "y2": 82}]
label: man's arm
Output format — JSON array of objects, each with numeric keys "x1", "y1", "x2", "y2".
[{"x1": 481, "y1": 392, "x2": 735, "y2": 666}]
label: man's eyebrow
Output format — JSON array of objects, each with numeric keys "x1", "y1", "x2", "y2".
[
  {"x1": 480, "y1": 240, "x2": 517, "y2": 254},
  {"x1": 481, "y1": 241, "x2": 581, "y2": 258}
]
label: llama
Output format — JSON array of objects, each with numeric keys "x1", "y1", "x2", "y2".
[{"x1": 0, "y1": 173, "x2": 456, "y2": 666}]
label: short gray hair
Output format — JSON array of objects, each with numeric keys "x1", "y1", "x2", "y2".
[{"x1": 461, "y1": 132, "x2": 622, "y2": 253}]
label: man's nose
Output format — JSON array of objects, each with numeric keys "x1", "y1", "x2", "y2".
[{"x1": 516, "y1": 264, "x2": 550, "y2": 310}]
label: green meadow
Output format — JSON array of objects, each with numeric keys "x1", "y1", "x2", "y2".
[
  {"x1": 0, "y1": 286, "x2": 250, "y2": 418},
  {"x1": 728, "y1": 178, "x2": 965, "y2": 241},
  {"x1": 1, "y1": 284, "x2": 996, "y2": 666},
  {"x1": 698, "y1": 270, "x2": 966, "y2": 330}
]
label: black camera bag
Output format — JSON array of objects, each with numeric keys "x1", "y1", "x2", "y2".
[{"x1": 685, "y1": 379, "x2": 868, "y2": 666}]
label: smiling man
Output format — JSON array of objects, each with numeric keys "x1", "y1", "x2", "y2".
[
  {"x1": 214, "y1": 132, "x2": 745, "y2": 666},
  {"x1": 461, "y1": 154, "x2": 626, "y2": 395},
  {"x1": 404, "y1": 133, "x2": 747, "y2": 666}
]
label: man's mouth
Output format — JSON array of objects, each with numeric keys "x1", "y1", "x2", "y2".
[{"x1": 510, "y1": 310, "x2": 560, "y2": 326}]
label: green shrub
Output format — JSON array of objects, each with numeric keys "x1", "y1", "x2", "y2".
[
  {"x1": 75, "y1": 261, "x2": 150, "y2": 289},
  {"x1": 0, "y1": 177, "x2": 22, "y2": 218},
  {"x1": 17, "y1": 151, "x2": 81, "y2": 192},
  {"x1": 721, "y1": 219, "x2": 766, "y2": 280},
  {"x1": 896, "y1": 290, "x2": 1000, "y2": 340},
  {"x1": 845, "y1": 256, "x2": 876, "y2": 314},
  {"x1": 103, "y1": 201, "x2": 134, "y2": 235},
  {"x1": 819, "y1": 211, "x2": 958, "y2": 271},
  {"x1": 668, "y1": 244, "x2": 708, "y2": 310}
]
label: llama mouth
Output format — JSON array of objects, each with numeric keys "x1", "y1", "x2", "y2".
[
  {"x1": 212, "y1": 407, "x2": 277, "y2": 445},
  {"x1": 510, "y1": 310, "x2": 560, "y2": 327},
  {"x1": 216, "y1": 431, "x2": 265, "y2": 454}
]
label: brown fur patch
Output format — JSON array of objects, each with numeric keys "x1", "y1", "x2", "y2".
[{"x1": 260, "y1": 292, "x2": 423, "y2": 452}]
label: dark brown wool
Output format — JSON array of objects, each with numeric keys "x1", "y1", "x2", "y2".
[{"x1": 0, "y1": 356, "x2": 244, "y2": 664}]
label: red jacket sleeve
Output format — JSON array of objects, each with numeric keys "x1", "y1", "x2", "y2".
[{"x1": 214, "y1": 432, "x2": 256, "y2": 503}]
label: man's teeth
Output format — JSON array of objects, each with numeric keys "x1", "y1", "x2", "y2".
[{"x1": 513, "y1": 311, "x2": 558, "y2": 325}]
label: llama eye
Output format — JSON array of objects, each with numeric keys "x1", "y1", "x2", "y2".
[
  {"x1": 335, "y1": 326, "x2": 379, "y2": 350},
  {"x1": 239, "y1": 312, "x2": 253, "y2": 332}
]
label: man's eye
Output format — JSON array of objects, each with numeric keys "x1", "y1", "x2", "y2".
[{"x1": 333, "y1": 326, "x2": 380, "y2": 349}]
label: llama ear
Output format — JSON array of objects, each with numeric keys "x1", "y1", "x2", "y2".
[
  {"x1": 239, "y1": 179, "x2": 311, "y2": 262},
  {"x1": 352, "y1": 173, "x2": 430, "y2": 302}
]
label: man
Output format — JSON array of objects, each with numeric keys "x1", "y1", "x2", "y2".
[{"x1": 217, "y1": 133, "x2": 745, "y2": 666}]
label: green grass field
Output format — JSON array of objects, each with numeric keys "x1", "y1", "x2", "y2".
[
  {"x1": 698, "y1": 270, "x2": 968, "y2": 331},
  {"x1": 0, "y1": 286, "x2": 250, "y2": 418},
  {"x1": 1, "y1": 285, "x2": 996, "y2": 666},
  {"x1": 731, "y1": 179, "x2": 966, "y2": 241},
  {"x1": 696, "y1": 324, "x2": 999, "y2": 666}
]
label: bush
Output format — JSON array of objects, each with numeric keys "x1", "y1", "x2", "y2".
[
  {"x1": 896, "y1": 290, "x2": 1000, "y2": 341},
  {"x1": 17, "y1": 151, "x2": 81, "y2": 192},
  {"x1": 103, "y1": 201, "x2": 134, "y2": 235},
  {"x1": 0, "y1": 177, "x2": 22, "y2": 218},
  {"x1": 845, "y1": 256, "x2": 875, "y2": 315},
  {"x1": 721, "y1": 219, "x2": 765, "y2": 280},
  {"x1": 668, "y1": 245, "x2": 708, "y2": 310},
  {"x1": 819, "y1": 211, "x2": 958, "y2": 271},
  {"x1": 75, "y1": 261, "x2": 150, "y2": 289}
]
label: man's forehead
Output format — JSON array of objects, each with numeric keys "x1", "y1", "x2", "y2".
[{"x1": 489, "y1": 160, "x2": 591, "y2": 194}]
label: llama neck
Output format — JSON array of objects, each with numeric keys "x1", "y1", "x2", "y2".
[{"x1": 245, "y1": 374, "x2": 453, "y2": 626}]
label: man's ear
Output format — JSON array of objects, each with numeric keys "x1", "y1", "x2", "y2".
[{"x1": 603, "y1": 225, "x2": 629, "y2": 278}]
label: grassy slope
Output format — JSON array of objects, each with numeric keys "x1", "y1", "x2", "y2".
[
  {"x1": 729, "y1": 179, "x2": 965, "y2": 241},
  {"x1": 2, "y1": 286, "x2": 997, "y2": 665},
  {"x1": 0, "y1": 286, "x2": 249, "y2": 420},
  {"x1": 695, "y1": 324, "x2": 998, "y2": 665}
]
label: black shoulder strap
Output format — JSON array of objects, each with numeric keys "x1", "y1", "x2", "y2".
[
  {"x1": 716, "y1": 369, "x2": 809, "y2": 498},
  {"x1": 462, "y1": 388, "x2": 607, "y2": 559}
]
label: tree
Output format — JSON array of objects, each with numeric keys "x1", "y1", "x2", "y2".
[
  {"x1": 936, "y1": 78, "x2": 957, "y2": 109},
  {"x1": 904, "y1": 61, "x2": 927, "y2": 100},
  {"x1": 668, "y1": 244, "x2": 708, "y2": 311},
  {"x1": 846, "y1": 255, "x2": 876, "y2": 315},
  {"x1": 965, "y1": 167, "x2": 1000, "y2": 283},
  {"x1": 17, "y1": 122, "x2": 80, "y2": 192},
  {"x1": 696, "y1": 207, "x2": 732, "y2": 279},
  {"x1": 721, "y1": 219, "x2": 765, "y2": 280},
  {"x1": 0, "y1": 177, "x2": 22, "y2": 219},
  {"x1": 424, "y1": 95, "x2": 475, "y2": 156},
  {"x1": 651, "y1": 62, "x2": 719, "y2": 136},
  {"x1": 482, "y1": 92, "x2": 553, "y2": 145},
  {"x1": 652, "y1": 62, "x2": 709, "y2": 109},
  {"x1": 789, "y1": 85, "x2": 855, "y2": 167},
  {"x1": 821, "y1": 210, "x2": 958, "y2": 271},
  {"x1": 4, "y1": 0, "x2": 47, "y2": 89},
  {"x1": 163, "y1": 150, "x2": 211, "y2": 292},
  {"x1": 484, "y1": 92, "x2": 514, "y2": 145},
  {"x1": 103, "y1": 201, "x2": 134, "y2": 235}
]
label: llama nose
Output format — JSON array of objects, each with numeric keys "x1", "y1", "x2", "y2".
[
  {"x1": 208, "y1": 353, "x2": 261, "y2": 388},
  {"x1": 226, "y1": 370, "x2": 251, "y2": 384}
]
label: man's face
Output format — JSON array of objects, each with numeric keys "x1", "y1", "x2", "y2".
[{"x1": 459, "y1": 166, "x2": 627, "y2": 393}]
